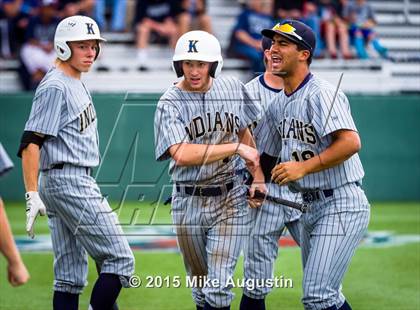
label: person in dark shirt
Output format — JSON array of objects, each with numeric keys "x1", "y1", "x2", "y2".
[
  {"x1": 0, "y1": 0, "x2": 31, "y2": 58},
  {"x1": 178, "y1": 0, "x2": 212, "y2": 35},
  {"x1": 19, "y1": 0, "x2": 59, "y2": 88},
  {"x1": 57, "y1": 0, "x2": 95, "y2": 18},
  {"x1": 134, "y1": 0, "x2": 182, "y2": 71},
  {"x1": 275, "y1": 0, "x2": 304, "y2": 19},
  {"x1": 231, "y1": 0, "x2": 275, "y2": 75}
]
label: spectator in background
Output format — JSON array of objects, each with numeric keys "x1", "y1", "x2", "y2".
[
  {"x1": 274, "y1": 0, "x2": 327, "y2": 58},
  {"x1": 20, "y1": 0, "x2": 59, "y2": 89},
  {"x1": 275, "y1": 0, "x2": 304, "y2": 19},
  {"x1": 178, "y1": 0, "x2": 212, "y2": 34},
  {"x1": 0, "y1": 0, "x2": 30, "y2": 58},
  {"x1": 134, "y1": 0, "x2": 181, "y2": 71},
  {"x1": 301, "y1": 0, "x2": 324, "y2": 58},
  {"x1": 19, "y1": 0, "x2": 39, "y2": 16},
  {"x1": 319, "y1": 0, "x2": 353, "y2": 59},
  {"x1": 230, "y1": 0, "x2": 274, "y2": 75},
  {"x1": 343, "y1": 0, "x2": 387, "y2": 59},
  {"x1": 95, "y1": 0, "x2": 126, "y2": 32},
  {"x1": 58, "y1": 0, "x2": 95, "y2": 18},
  {"x1": 0, "y1": 142, "x2": 30, "y2": 287}
]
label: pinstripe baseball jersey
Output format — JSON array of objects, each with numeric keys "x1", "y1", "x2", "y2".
[
  {"x1": 0, "y1": 142, "x2": 14, "y2": 178},
  {"x1": 245, "y1": 74, "x2": 281, "y2": 149},
  {"x1": 155, "y1": 74, "x2": 258, "y2": 308},
  {"x1": 242, "y1": 74, "x2": 302, "y2": 301},
  {"x1": 154, "y1": 75, "x2": 261, "y2": 184},
  {"x1": 24, "y1": 66, "x2": 135, "y2": 295},
  {"x1": 24, "y1": 67, "x2": 100, "y2": 170},
  {"x1": 245, "y1": 75, "x2": 301, "y2": 206},
  {"x1": 260, "y1": 73, "x2": 364, "y2": 191}
]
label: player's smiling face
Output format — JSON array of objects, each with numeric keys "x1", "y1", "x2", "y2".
[
  {"x1": 270, "y1": 34, "x2": 306, "y2": 76},
  {"x1": 181, "y1": 60, "x2": 212, "y2": 92},
  {"x1": 67, "y1": 40, "x2": 98, "y2": 73}
]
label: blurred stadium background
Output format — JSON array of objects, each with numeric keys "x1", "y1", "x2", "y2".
[{"x1": 1, "y1": 0, "x2": 419, "y2": 202}]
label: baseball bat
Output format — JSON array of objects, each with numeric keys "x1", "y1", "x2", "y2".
[{"x1": 250, "y1": 190, "x2": 308, "y2": 213}]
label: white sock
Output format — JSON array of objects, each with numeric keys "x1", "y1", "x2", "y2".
[{"x1": 137, "y1": 49, "x2": 148, "y2": 65}]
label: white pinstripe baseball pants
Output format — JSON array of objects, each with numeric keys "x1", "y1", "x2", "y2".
[
  {"x1": 243, "y1": 199, "x2": 301, "y2": 299},
  {"x1": 300, "y1": 182, "x2": 370, "y2": 310},
  {"x1": 171, "y1": 180, "x2": 248, "y2": 308},
  {"x1": 39, "y1": 165, "x2": 135, "y2": 294}
]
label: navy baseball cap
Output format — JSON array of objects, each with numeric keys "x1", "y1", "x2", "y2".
[{"x1": 261, "y1": 20, "x2": 316, "y2": 55}]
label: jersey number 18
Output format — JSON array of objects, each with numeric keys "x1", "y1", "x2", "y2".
[{"x1": 291, "y1": 150, "x2": 315, "y2": 162}]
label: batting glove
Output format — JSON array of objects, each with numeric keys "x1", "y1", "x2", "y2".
[{"x1": 25, "y1": 191, "x2": 46, "y2": 239}]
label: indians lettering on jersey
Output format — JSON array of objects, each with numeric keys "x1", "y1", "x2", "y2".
[
  {"x1": 79, "y1": 103, "x2": 96, "y2": 132},
  {"x1": 278, "y1": 117, "x2": 317, "y2": 145},
  {"x1": 185, "y1": 111, "x2": 240, "y2": 140}
]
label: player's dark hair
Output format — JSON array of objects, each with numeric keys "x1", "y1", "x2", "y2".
[{"x1": 296, "y1": 45, "x2": 312, "y2": 66}]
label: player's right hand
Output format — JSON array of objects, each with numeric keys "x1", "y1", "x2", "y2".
[
  {"x1": 25, "y1": 191, "x2": 46, "y2": 239},
  {"x1": 248, "y1": 182, "x2": 268, "y2": 208},
  {"x1": 236, "y1": 143, "x2": 260, "y2": 168}
]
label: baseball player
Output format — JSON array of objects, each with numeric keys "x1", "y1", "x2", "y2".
[
  {"x1": 154, "y1": 30, "x2": 266, "y2": 310},
  {"x1": 0, "y1": 142, "x2": 30, "y2": 287},
  {"x1": 260, "y1": 20, "x2": 370, "y2": 310},
  {"x1": 240, "y1": 37, "x2": 302, "y2": 310},
  {"x1": 18, "y1": 16, "x2": 134, "y2": 310}
]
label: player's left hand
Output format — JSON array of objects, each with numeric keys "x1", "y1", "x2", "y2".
[
  {"x1": 25, "y1": 191, "x2": 46, "y2": 239},
  {"x1": 271, "y1": 161, "x2": 307, "y2": 185}
]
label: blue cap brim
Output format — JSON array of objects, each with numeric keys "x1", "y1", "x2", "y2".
[{"x1": 261, "y1": 28, "x2": 313, "y2": 53}]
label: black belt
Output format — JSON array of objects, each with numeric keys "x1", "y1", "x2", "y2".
[
  {"x1": 176, "y1": 181, "x2": 234, "y2": 197},
  {"x1": 50, "y1": 163, "x2": 65, "y2": 170},
  {"x1": 301, "y1": 182, "x2": 361, "y2": 203},
  {"x1": 50, "y1": 163, "x2": 91, "y2": 175},
  {"x1": 302, "y1": 189, "x2": 334, "y2": 203}
]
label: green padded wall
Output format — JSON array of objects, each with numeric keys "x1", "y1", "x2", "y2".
[{"x1": 1, "y1": 93, "x2": 419, "y2": 201}]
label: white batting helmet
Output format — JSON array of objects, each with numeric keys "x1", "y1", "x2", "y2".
[
  {"x1": 172, "y1": 30, "x2": 223, "y2": 78},
  {"x1": 54, "y1": 15, "x2": 106, "y2": 61}
]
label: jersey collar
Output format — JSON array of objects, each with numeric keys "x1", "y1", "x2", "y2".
[
  {"x1": 259, "y1": 74, "x2": 282, "y2": 93},
  {"x1": 284, "y1": 72, "x2": 313, "y2": 97}
]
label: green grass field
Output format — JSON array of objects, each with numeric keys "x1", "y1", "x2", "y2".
[{"x1": 1, "y1": 202, "x2": 419, "y2": 309}]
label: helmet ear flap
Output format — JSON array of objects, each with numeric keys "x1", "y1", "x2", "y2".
[
  {"x1": 211, "y1": 60, "x2": 223, "y2": 78},
  {"x1": 55, "y1": 41, "x2": 71, "y2": 61},
  {"x1": 94, "y1": 44, "x2": 101, "y2": 60},
  {"x1": 172, "y1": 61, "x2": 183, "y2": 78},
  {"x1": 209, "y1": 62, "x2": 218, "y2": 78}
]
